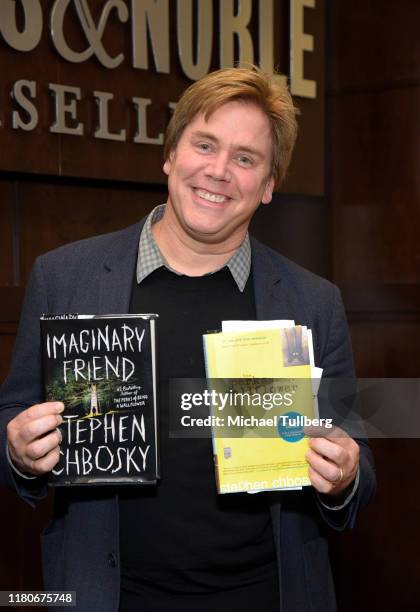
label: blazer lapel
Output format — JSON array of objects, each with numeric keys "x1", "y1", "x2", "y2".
[
  {"x1": 251, "y1": 236, "x2": 311, "y2": 328},
  {"x1": 98, "y1": 221, "x2": 144, "y2": 315},
  {"x1": 252, "y1": 237, "x2": 293, "y2": 321}
]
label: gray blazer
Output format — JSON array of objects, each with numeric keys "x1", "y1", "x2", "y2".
[{"x1": 0, "y1": 219, "x2": 376, "y2": 612}]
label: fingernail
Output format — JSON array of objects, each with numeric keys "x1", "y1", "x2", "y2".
[
  {"x1": 57, "y1": 415, "x2": 63, "y2": 425},
  {"x1": 56, "y1": 402, "x2": 65, "y2": 412}
]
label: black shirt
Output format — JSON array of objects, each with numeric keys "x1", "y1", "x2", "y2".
[{"x1": 119, "y1": 267, "x2": 279, "y2": 612}]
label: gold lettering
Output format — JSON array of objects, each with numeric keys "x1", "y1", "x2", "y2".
[
  {"x1": 132, "y1": 98, "x2": 163, "y2": 145},
  {"x1": 94, "y1": 91, "x2": 126, "y2": 141},
  {"x1": 177, "y1": 0, "x2": 213, "y2": 81},
  {"x1": 290, "y1": 0, "x2": 317, "y2": 99},
  {"x1": 12, "y1": 80, "x2": 39, "y2": 131},
  {"x1": 220, "y1": 0, "x2": 254, "y2": 68},
  {"x1": 51, "y1": 0, "x2": 128, "y2": 69},
  {"x1": 49, "y1": 84, "x2": 84, "y2": 135},
  {"x1": 0, "y1": 0, "x2": 42, "y2": 52},
  {"x1": 259, "y1": 0, "x2": 287, "y2": 87},
  {"x1": 131, "y1": 0, "x2": 170, "y2": 73}
]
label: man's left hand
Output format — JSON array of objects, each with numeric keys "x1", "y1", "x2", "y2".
[{"x1": 305, "y1": 428, "x2": 359, "y2": 497}]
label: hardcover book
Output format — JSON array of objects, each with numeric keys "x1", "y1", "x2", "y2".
[
  {"x1": 41, "y1": 314, "x2": 159, "y2": 486},
  {"x1": 203, "y1": 325, "x2": 316, "y2": 494}
]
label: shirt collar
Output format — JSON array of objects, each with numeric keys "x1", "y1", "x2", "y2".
[{"x1": 136, "y1": 204, "x2": 251, "y2": 292}]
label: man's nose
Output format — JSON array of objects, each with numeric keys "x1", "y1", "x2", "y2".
[{"x1": 205, "y1": 152, "x2": 231, "y2": 181}]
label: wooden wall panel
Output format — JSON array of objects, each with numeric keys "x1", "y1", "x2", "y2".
[
  {"x1": 1, "y1": 29, "x2": 60, "y2": 177},
  {"x1": 0, "y1": 181, "x2": 17, "y2": 285},
  {"x1": 334, "y1": 205, "x2": 384, "y2": 284},
  {"x1": 0, "y1": 484, "x2": 53, "y2": 612},
  {"x1": 331, "y1": 86, "x2": 420, "y2": 284},
  {"x1": 250, "y1": 194, "x2": 329, "y2": 278},
  {"x1": 330, "y1": 86, "x2": 420, "y2": 206},
  {"x1": 327, "y1": 1, "x2": 420, "y2": 611},
  {"x1": 349, "y1": 321, "x2": 420, "y2": 377},
  {"x1": 329, "y1": 0, "x2": 420, "y2": 91},
  {"x1": 330, "y1": 439, "x2": 420, "y2": 611},
  {"x1": 15, "y1": 180, "x2": 167, "y2": 282}
]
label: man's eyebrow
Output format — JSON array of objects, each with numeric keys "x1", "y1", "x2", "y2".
[
  {"x1": 191, "y1": 130, "x2": 218, "y2": 141},
  {"x1": 190, "y1": 130, "x2": 265, "y2": 159}
]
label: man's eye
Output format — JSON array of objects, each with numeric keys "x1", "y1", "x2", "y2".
[
  {"x1": 236, "y1": 155, "x2": 253, "y2": 167},
  {"x1": 196, "y1": 142, "x2": 212, "y2": 152}
]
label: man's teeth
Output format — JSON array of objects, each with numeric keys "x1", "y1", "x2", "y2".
[{"x1": 196, "y1": 189, "x2": 227, "y2": 203}]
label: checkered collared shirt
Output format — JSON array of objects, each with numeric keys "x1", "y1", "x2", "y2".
[{"x1": 136, "y1": 204, "x2": 251, "y2": 292}]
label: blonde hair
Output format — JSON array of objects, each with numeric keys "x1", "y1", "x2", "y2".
[{"x1": 164, "y1": 67, "x2": 298, "y2": 189}]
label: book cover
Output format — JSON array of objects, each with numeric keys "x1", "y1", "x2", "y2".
[
  {"x1": 203, "y1": 327, "x2": 315, "y2": 494},
  {"x1": 41, "y1": 314, "x2": 158, "y2": 486}
]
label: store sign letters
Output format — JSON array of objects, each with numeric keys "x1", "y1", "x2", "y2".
[{"x1": 0, "y1": 0, "x2": 318, "y2": 145}]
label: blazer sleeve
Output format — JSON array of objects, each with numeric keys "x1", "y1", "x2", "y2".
[
  {"x1": 314, "y1": 285, "x2": 376, "y2": 530},
  {"x1": 0, "y1": 257, "x2": 50, "y2": 506}
]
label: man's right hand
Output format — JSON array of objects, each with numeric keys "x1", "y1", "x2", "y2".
[{"x1": 6, "y1": 402, "x2": 64, "y2": 476}]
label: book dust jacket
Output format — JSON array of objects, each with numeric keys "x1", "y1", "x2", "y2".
[
  {"x1": 203, "y1": 327, "x2": 315, "y2": 494},
  {"x1": 41, "y1": 314, "x2": 158, "y2": 486}
]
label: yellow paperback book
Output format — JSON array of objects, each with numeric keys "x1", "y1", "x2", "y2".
[{"x1": 203, "y1": 327, "x2": 315, "y2": 494}]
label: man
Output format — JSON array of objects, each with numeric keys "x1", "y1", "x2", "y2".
[{"x1": 0, "y1": 67, "x2": 375, "y2": 611}]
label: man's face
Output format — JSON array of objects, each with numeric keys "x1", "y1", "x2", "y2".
[{"x1": 163, "y1": 101, "x2": 274, "y2": 248}]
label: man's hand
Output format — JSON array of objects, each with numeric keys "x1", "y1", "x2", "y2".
[
  {"x1": 305, "y1": 427, "x2": 359, "y2": 497},
  {"x1": 6, "y1": 402, "x2": 64, "y2": 476}
]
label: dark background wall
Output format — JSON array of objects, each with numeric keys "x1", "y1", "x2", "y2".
[
  {"x1": 326, "y1": 2, "x2": 420, "y2": 610},
  {"x1": 1, "y1": 1, "x2": 419, "y2": 610}
]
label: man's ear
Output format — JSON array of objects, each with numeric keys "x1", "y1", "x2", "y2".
[
  {"x1": 163, "y1": 159, "x2": 171, "y2": 176},
  {"x1": 261, "y1": 176, "x2": 275, "y2": 205},
  {"x1": 163, "y1": 150, "x2": 175, "y2": 176}
]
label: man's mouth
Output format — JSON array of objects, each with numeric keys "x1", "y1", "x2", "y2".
[{"x1": 194, "y1": 188, "x2": 229, "y2": 204}]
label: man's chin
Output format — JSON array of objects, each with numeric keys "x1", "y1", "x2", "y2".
[
  {"x1": 185, "y1": 226, "x2": 227, "y2": 243},
  {"x1": 183, "y1": 222, "x2": 245, "y2": 248}
]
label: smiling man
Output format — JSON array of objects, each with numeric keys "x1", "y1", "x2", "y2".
[
  {"x1": 156, "y1": 100, "x2": 274, "y2": 267},
  {"x1": 0, "y1": 68, "x2": 375, "y2": 612}
]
